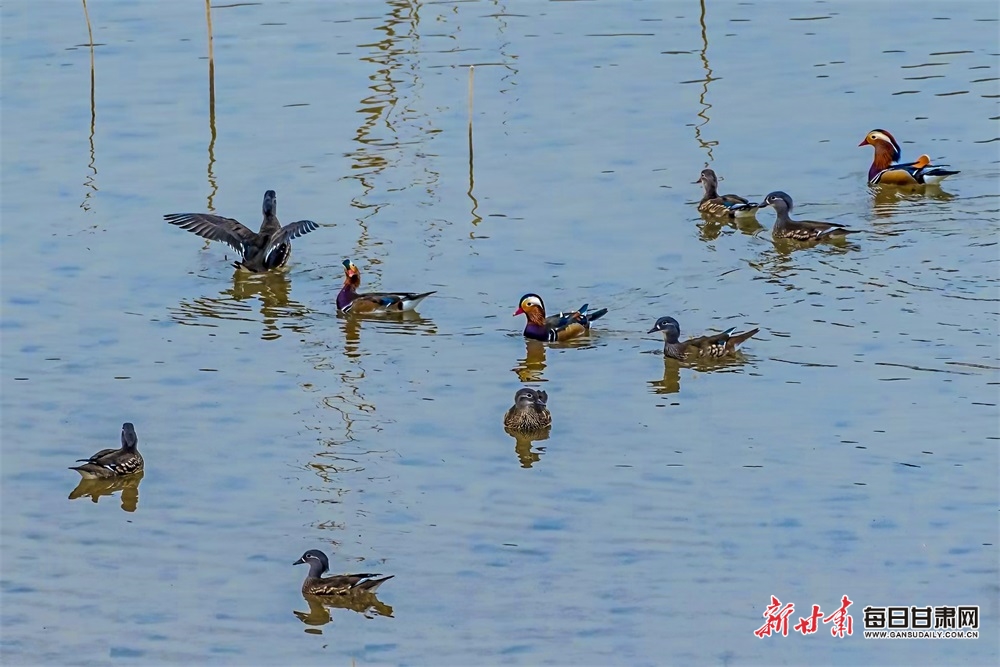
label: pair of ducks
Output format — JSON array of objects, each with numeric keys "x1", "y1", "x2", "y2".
[
  {"x1": 164, "y1": 192, "x2": 434, "y2": 313},
  {"x1": 71, "y1": 425, "x2": 392, "y2": 598},
  {"x1": 697, "y1": 128, "x2": 959, "y2": 240},
  {"x1": 514, "y1": 294, "x2": 758, "y2": 360}
]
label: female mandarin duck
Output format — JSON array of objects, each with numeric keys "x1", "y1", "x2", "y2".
[
  {"x1": 69, "y1": 423, "x2": 143, "y2": 479},
  {"x1": 504, "y1": 388, "x2": 552, "y2": 432},
  {"x1": 164, "y1": 190, "x2": 319, "y2": 272},
  {"x1": 858, "y1": 129, "x2": 959, "y2": 186},
  {"x1": 648, "y1": 316, "x2": 758, "y2": 360},
  {"x1": 294, "y1": 550, "x2": 394, "y2": 596},
  {"x1": 514, "y1": 294, "x2": 607, "y2": 342},
  {"x1": 695, "y1": 169, "x2": 760, "y2": 218},
  {"x1": 337, "y1": 259, "x2": 435, "y2": 314},
  {"x1": 758, "y1": 191, "x2": 859, "y2": 242}
]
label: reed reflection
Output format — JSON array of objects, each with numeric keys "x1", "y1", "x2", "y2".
[
  {"x1": 513, "y1": 340, "x2": 547, "y2": 383},
  {"x1": 68, "y1": 471, "x2": 143, "y2": 512},
  {"x1": 80, "y1": 0, "x2": 98, "y2": 213},
  {"x1": 294, "y1": 592, "x2": 394, "y2": 628},
  {"x1": 204, "y1": 0, "x2": 218, "y2": 210},
  {"x1": 693, "y1": 0, "x2": 718, "y2": 164},
  {"x1": 170, "y1": 271, "x2": 310, "y2": 340}
]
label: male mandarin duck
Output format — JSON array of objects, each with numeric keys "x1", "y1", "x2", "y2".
[
  {"x1": 858, "y1": 129, "x2": 959, "y2": 186},
  {"x1": 503, "y1": 388, "x2": 552, "y2": 432},
  {"x1": 69, "y1": 423, "x2": 143, "y2": 479},
  {"x1": 294, "y1": 550, "x2": 394, "y2": 596},
  {"x1": 758, "y1": 191, "x2": 859, "y2": 242},
  {"x1": 648, "y1": 316, "x2": 758, "y2": 360},
  {"x1": 336, "y1": 259, "x2": 435, "y2": 314},
  {"x1": 695, "y1": 169, "x2": 761, "y2": 218},
  {"x1": 165, "y1": 190, "x2": 319, "y2": 272},
  {"x1": 514, "y1": 293, "x2": 607, "y2": 342}
]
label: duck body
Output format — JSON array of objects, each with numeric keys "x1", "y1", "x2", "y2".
[
  {"x1": 70, "y1": 423, "x2": 143, "y2": 479},
  {"x1": 165, "y1": 190, "x2": 319, "y2": 272},
  {"x1": 649, "y1": 316, "x2": 758, "y2": 360},
  {"x1": 696, "y1": 169, "x2": 760, "y2": 218},
  {"x1": 503, "y1": 388, "x2": 552, "y2": 432},
  {"x1": 515, "y1": 294, "x2": 607, "y2": 342},
  {"x1": 294, "y1": 550, "x2": 394, "y2": 596},
  {"x1": 337, "y1": 260, "x2": 434, "y2": 314},
  {"x1": 759, "y1": 191, "x2": 858, "y2": 242},
  {"x1": 859, "y1": 129, "x2": 959, "y2": 186}
]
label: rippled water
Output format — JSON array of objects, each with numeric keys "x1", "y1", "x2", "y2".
[{"x1": 2, "y1": 1, "x2": 998, "y2": 664}]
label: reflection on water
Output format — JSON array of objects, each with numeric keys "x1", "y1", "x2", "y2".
[
  {"x1": 80, "y1": 0, "x2": 98, "y2": 214},
  {"x1": 513, "y1": 340, "x2": 547, "y2": 383},
  {"x1": 648, "y1": 357, "x2": 681, "y2": 395},
  {"x1": 293, "y1": 592, "x2": 394, "y2": 629},
  {"x1": 204, "y1": 0, "x2": 218, "y2": 211},
  {"x1": 505, "y1": 427, "x2": 548, "y2": 468},
  {"x1": 170, "y1": 271, "x2": 310, "y2": 340},
  {"x1": 693, "y1": 0, "x2": 717, "y2": 164},
  {"x1": 340, "y1": 312, "x2": 438, "y2": 359},
  {"x1": 697, "y1": 215, "x2": 764, "y2": 242},
  {"x1": 869, "y1": 183, "x2": 957, "y2": 219},
  {"x1": 68, "y1": 471, "x2": 143, "y2": 512}
]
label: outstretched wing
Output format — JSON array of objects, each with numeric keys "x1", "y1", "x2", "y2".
[
  {"x1": 163, "y1": 213, "x2": 254, "y2": 255},
  {"x1": 262, "y1": 219, "x2": 319, "y2": 265}
]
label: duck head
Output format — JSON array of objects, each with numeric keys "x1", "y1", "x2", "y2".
[
  {"x1": 514, "y1": 294, "x2": 546, "y2": 325},
  {"x1": 695, "y1": 168, "x2": 719, "y2": 194},
  {"x1": 759, "y1": 191, "x2": 794, "y2": 215},
  {"x1": 121, "y1": 423, "x2": 138, "y2": 450},
  {"x1": 859, "y1": 129, "x2": 902, "y2": 162},
  {"x1": 648, "y1": 316, "x2": 681, "y2": 343},
  {"x1": 513, "y1": 387, "x2": 548, "y2": 412},
  {"x1": 262, "y1": 190, "x2": 277, "y2": 217},
  {"x1": 342, "y1": 259, "x2": 361, "y2": 287},
  {"x1": 294, "y1": 549, "x2": 330, "y2": 574}
]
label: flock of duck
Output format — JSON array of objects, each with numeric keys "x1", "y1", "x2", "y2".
[{"x1": 69, "y1": 127, "x2": 958, "y2": 602}]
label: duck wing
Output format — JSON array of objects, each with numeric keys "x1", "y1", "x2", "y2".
[
  {"x1": 261, "y1": 219, "x2": 320, "y2": 265},
  {"x1": 164, "y1": 212, "x2": 255, "y2": 255}
]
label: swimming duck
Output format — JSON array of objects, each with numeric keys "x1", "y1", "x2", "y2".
[
  {"x1": 695, "y1": 169, "x2": 760, "y2": 218},
  {"x1": 758, "y1": 191, "x2": 859, "y2": 242},
  {"x1": 514, "y1": 293, "x2": 608, "y2": 342},
  {"x1": 337, "y1": 259, "x2": 435, "y2": 314},
  {"x1": 69, "y1": 422, "x2": 143, "y2": 479},
  {"x1": 293, "y1": 550, "x2": 394, "y2": 596},
  {"x1": 858, "y1": 129, "x2": 959, "y2": 185},
  {"x1": 648, "y1": 316, "x2": 759, "y2": 360},
  {"x1": 503, "y1": 388, "x2": 552, "y2": 432},
  {"x1": 164, "y1": 190, "x2": 319, "y2": 272}
]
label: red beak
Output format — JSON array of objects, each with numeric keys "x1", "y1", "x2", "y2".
[
  {"x1": 857, "y1": 138, "x2": 869, "y2": 147},
  {"x1": 513, "y1": 307, "x2": 524, "y2": 316}
]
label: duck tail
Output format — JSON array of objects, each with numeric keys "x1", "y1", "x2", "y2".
[
  {"x1": 728, "y1": 328, "x2": 760, "y2": 348},
  {"x1": 586, "y1": 307, "x2": 609, "y2": 322},
  {"x1": 357, "y1": 574, "x2": 394, "y2": 592}
]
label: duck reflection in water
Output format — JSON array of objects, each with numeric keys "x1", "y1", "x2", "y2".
[
  {"x1": 68, "y1": 471, "x2": 143, "y2": 512},
  {"x1": 294, "y1": 591, "x2": 394, "y2": 626},
  {"x1": 504, "y1": 388, "x2": 551, "y2": 468},
  {"x1": 869, "y1": 182, "x2": 956, "y2": 220},
  {"x1": 339, "y1": 311, "x2": 438, "y2": 359},
  {"x1": 513, "y1": 339, "x2": 547, "y2": 383},
  {"x1": 170, "y1": 270, "x2": 309, "y2": 340}
]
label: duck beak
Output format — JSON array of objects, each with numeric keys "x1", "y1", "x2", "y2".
[
  {"x1": 647, "y1": 326, "x2": 659, "y2": 334},
  {"x1": 858, "y1": 137, "x2": 869, "y2": 147},
  {"x1": 293, "y1": 557, "x2": 305, "y2": 565},
  {"x1": 513, "y1": 307, "x2": 524, "y2": 316}
]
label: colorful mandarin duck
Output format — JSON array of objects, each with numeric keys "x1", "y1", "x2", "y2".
[
  {"x1": 648, "y1": 316, "x2": 758, "y2": 360},
  {"x1": 695, "y1": 169, "x2": 760, "y2": 218},
  {"x1": 514, "y1": 294, "x2": 608, "y2": 342},
  {"x1": 164, "y1": 190, "x2": 319, "y2": 272},
  {"x1": 758, "y1": 191, "x2": 859, "y2": 242},
  {"x1": 336, "y1": 259, "x2": 435, "y2": 314},
  {"x1": 69, "y1": 423, "x2": 144, "y2": 479},
  {"x1": 293, "y1": 550, "x2": 394, "y2": 596},
  {"x1": 503, "y1": 388, "x2": 552, "y2": 432},
  {"x1": 858, "y1": 129, "x2": 959, "y2": 186}
]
